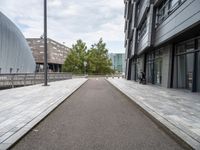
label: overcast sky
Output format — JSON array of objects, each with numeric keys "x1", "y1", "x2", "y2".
[{"x1": 0, "y1": 0, "x2": 125, "y2": 53}]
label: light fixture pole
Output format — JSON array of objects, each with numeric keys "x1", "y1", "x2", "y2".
[
  {"x1": 84, "y1": 61, "x2": 87, "y2": 76},
  {"x1": 44, "y1": 0, "x2": 48, "y2": 86}
]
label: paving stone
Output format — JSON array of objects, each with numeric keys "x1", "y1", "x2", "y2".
[
  {"x1": 0, "y1": 143, "x2": 10, "y2": 150},
  {"x1": 107, "y1": 78, "x2": 200, "y2": 149},
  {"x1": 0, "y1": 79, "x2": 87, "y2": 150}
]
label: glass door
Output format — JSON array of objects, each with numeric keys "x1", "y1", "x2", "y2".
[
  {"x1": 154, "y1": 58, "x2": 162, "y2": 85},
  {"x1": 176, "y1": 40, "x2": 195, "y2": 90},
  {"x1": 146, "y1": 53, "x2": 154, "y2": 84},
  {"x1": 186, "y1": 41, "x2": 194, "y2": 90},
  {"x1": 186, "y1": 53, "x2": 194, "y2": 90},
  {"x1": 177, "y1": 54, "x2": 186, "y2": 88},
  {"x1": 154, "y1": 50, "x2": 162, "y2": 85},
  {"x1": 177, "y1": 52, "x2": 194, "y2": 90}
]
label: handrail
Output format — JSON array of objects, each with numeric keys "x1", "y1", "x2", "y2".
[{"x1": 0, "y1": 72, "x2": 72, "y2": 89}]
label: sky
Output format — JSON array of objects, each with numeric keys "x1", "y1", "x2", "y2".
[{"x1": 0, "y1": 0, "x2": 125, "y2": 53}]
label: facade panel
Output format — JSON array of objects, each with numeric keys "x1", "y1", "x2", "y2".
[
  {"x1": 0, "y1": 12, "x2": 36, "y2": 73},
  {"x1": 124, "y1": 0, "x2": 200, "y2": 92},
  {"x1": 109, "y1": 53, "x2": 125, "y2": 73},
  {"x1": 155, "y1": 0, "x2": 200, "y2": 46},
  {"x1": 137, "y1": 0, "x2": 150, "y2": 27},
  {"x1": 137, "y1": 5, "x2": 154, "y2": 54},
  {"x1": 27, "y1": 38, "x2": 70, "y2": 72},
  {"x1": 131, "y1": 28, "x2": 137, "y2": 56}
]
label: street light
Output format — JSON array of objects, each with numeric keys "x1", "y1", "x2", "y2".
[
  {"x1": 84, "y1": 61, "x2": 87, "y2": 76},
  {"x1": 44, "y1": 0, "x2": 48, "y2": 86}
]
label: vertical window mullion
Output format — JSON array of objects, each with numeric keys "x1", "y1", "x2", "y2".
[{"x1": 192, "y1": 39, "x2": 198, "y2": 92}]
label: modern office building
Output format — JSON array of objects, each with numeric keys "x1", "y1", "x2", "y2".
[
  {"x1": 27, "y1": 38, "x2": 70, "y2": 72},
  {"x1": 0, "y1": 12, "x2": 36, "y2": 74},
  {"x1": 109, "y1": 53, "x2": 126, "y2": 73},
  {"x1": 124, "y1": 0, "x2": 200, "y2": 92}
]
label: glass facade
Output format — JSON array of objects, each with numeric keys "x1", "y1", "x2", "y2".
[
  {"x1": 154, "y1": 51, "x2": 162, "y2": 85},
  {"x1": 131, "y1": 61, "x2": 136, "y2": 80},
  {"x1": 146, "y1": 50, "x2": 162, "y2": 85},
  {"x1": 156, "y1": 0, "x2": 186, "y2": 26},
  {"x1": 177, "y1": 54, "x2": 186, "y2": 88},
  {"x1": 146, "y1": 53, "x2": 154, "y2": 84},
  {"x1": 175, "y1": 38, "x2": 200, "y2": 92},
  {"x1": 135, "y1": 60, "x2": 139, "y2": 81},
  {"x1": 109, "y1": 53, "x2": 125, "y2": 73},
  {"x1": 177, "y1": 41, "x2": 194, "y2": 90},
  {"x1": 197, "y1": 52, "x2": 200, "y2": 92},
  {"x1": 137, "y1": 19, "x2": 147, "y2": 42},
  {"x1": 197, "y1": 40, "x2": 200, "y2": 92}
]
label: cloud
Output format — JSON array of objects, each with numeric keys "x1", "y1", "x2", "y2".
[{"x1": 0, "y1": 0, "x2": 125, "y2": 53}]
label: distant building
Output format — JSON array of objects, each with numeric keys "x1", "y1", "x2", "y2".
[
  {"x1": 27, "y1": 38, "x2": 70, "y2": 72},
  {"x1": 109, "y1": 53, "x2": 125, "y2": 73},
  {"x1": 0, "y1": 12, "x2": 36, "y2": 74},
  {"x1": 124, "y1": 0, "x2": 200, "y2": 92}
]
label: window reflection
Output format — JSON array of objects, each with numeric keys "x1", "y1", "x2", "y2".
[
  {"x1": 156, "y1": 0, "x2": 186, "y2": 26},
  {"x1": 176, "y1": 39, "x2": 196, "y2": 90}
]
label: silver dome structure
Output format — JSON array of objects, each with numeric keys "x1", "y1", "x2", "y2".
[{"x1": 0, "y1": 12, "x2": 36, "y2": 73}]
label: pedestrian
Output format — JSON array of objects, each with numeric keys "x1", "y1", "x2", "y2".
[{"x1": 139, "y1": 71, "x2": 146, "y2": 84}]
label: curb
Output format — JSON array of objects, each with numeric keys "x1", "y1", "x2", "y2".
[
  {"x1": 106, "y1": 79, "x2": 199, "y2": 150},
  {"x1": 1, "y1": 79, "x2": 88, "y2": 150}
]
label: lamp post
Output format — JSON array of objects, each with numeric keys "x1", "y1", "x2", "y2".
[
  {"x1": 84, "y1": 61, "x2": 87, "y2": 76},
  {"x1": 44, "y1": 0, "x2": 48, "y2": 86}
]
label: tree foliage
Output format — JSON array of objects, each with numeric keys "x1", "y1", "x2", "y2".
[
  {"x1": 87, "y1": 38, "x2": 113, "y2": 74},
  {"x1": 62, "y1": 38, "x2": 113, "y2": 74},
  {"x1": 62, "y1": 40, "x2": 87, "y2": 74}
]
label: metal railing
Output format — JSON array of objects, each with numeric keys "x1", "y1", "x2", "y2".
[
  {"x1": 72, "y1": 74, "x2": 125, "y2": 79},
  {"x1": 0, "y1": 72, "x2": 72, "y2": 89}
]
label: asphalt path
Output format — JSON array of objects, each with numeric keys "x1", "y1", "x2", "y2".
[{"x1": 11, "y1": 79, "x2": 184, "y2": 150}]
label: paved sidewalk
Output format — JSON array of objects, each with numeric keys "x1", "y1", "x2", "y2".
[
  {"x1": 12, "y1": 79, "x2": 183, "y2": 150},
  {"x1": 107, "y1": 78, "x2": 200, "y2": 149},
  {"x1": 0, "y1": 78, "x2": 87, "y2": 150}
]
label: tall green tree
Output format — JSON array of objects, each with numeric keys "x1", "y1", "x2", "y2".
[
  {"x1": 87, "y1": 38, "x2": 113, "y2": 74},
  {"x1": 62, "y1": 40, "x2": 87, "y2": 74}
]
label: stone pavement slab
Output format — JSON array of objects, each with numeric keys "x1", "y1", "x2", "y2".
[
  {"x1": 11, "y1": 79, "x2": 184, "y2": 150},
  {"x1": 0, "y1": 78, "x2": 87, "y2": 150},
  {"x1": 107, "y1": 78, "x2": 200, "y2": 149}
]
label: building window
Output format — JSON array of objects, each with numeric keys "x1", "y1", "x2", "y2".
[
  {"x1": 170, "y1": 0, "x2": 179, "y2": 9},
  {"x1": 197, "y1": 39, "x2": 200, "y2": 92},
  {"x1": 146, "y1": 53, "x2": 154, "y2": 84},
  {"x1": 154, "y1": 50, "x2": 162, "y2": 85},
  {"x1": 156, "y1": 1, "x2": 168, "y2": 24},
  {"x1": 175, "y1": 38, "x2": 200, "y2": 92},
  {"x1": 146, "y1": 50, "x2": 162, "y2": 85},
  {"x1": 137, "y1": 2, "x2": 140, "y2": 17},
  {"x1": 136, "y1": 0, "x2": 144, "y2": 18},
  {"x1": 156, "y1": 0, "x2": 186, "y2": 26},
  {"x1": 138, "y1": 19, "x2": 147, "y2": 42}
]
